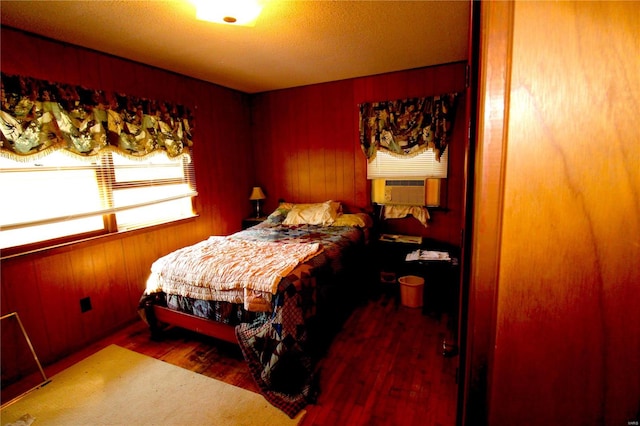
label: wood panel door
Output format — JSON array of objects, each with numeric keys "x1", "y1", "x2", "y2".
[{"x1": 466, "y1": 2, "x2": 640, "y2": 425}]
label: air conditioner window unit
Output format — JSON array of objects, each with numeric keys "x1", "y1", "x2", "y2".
[
  {"x1": 384, "y1": 179, "x2": 425, "y2": 206},
  {"x1": 371, "y1": 178, "x2": 442, "y2": 207}
]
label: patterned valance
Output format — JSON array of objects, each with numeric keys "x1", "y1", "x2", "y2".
[
  {"x1": 359, "y1": 93, "x2": 459, "y2": 162},
  {"x1": 0, "y1": 73, "x2": 194, "y2": 160}
]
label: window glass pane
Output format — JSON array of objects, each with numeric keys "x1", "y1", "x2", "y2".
[
  {"x1": 0, "y1": 168, "x2": 103, "y2": 224},
  {"x1": 112, "y1": 151, "x2": 185, "y2": 182},
  {"x1": 0, "y1": 217, "x2": 104, "y2": 249},
  {"x1": 113, "y1": 184, "x2": 195, "y2": 230},
  {"x1": 0, "y1": 152, "x2": 104, "y2": 249}
]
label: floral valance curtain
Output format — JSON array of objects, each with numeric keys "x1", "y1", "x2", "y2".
[
  {"x1": 359, "y1": 93, "x2": 458, "y2": 162},
  {"x1": 0, "y1": 73, "x2": 194, "y2": 160}
]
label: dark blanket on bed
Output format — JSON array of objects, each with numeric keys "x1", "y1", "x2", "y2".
[
  {"x1": 235, "y1": 283, "x2": 318, "y2": 418},
  {"x1": 234, "y1": 223, "x2": 367, "y2": 417}
]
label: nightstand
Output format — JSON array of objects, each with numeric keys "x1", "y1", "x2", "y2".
[
  {"x1": 242, "y1": 216, "x2": 267, "y2": 229},
  {"x1": 374, "y1": 234, "x2": 459, "y2": 320}
]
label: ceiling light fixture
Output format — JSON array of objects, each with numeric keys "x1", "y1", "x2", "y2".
[{"x1": 191, "y1": 0, "x2": 265, "y2": 27}]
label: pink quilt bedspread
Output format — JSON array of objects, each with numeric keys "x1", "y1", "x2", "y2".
[{"x1": 145, "y1": 236, "x2": 322, "y2": 311}]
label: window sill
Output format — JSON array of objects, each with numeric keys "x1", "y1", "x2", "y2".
[{"x1": 0, "y1": 215, "x2": 199, "y2": 261}]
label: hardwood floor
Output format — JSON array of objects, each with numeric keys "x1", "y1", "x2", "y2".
[{"x1": 2, "y1": 296, "x2": 458, "y2": 425}]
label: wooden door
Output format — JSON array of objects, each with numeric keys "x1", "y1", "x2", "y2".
[{"x1": 464, "y1": 1, "x2": 640, "y2": 425}]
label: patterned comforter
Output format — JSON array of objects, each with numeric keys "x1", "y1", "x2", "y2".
[
  {"x1": 146, "y1": 236, "x2": 322, "y2": 312},
  {"x1": 140, "y1": 222, "x2": 367, "y2": 417}
]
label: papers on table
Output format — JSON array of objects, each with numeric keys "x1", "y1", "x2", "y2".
[
  {"x1": 405, "y1": 249, "x2": 451, "y2": 262},
  {"x1": 379, "y1": 234, "x2": 423, "y2": 244}
]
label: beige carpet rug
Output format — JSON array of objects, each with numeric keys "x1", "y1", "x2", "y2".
[{"x1": 1, "y1": 345, "x2": 304, "y2": 426}]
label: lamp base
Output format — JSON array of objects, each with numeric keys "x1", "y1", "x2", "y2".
[{"x1": 255, "y1": 200, "x2": 262, "y2": 218}]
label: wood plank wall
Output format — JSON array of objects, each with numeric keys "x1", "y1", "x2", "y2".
[
  {"x1": 0, "y1": 27, "x2": 467, "y2": 384},
  {"x1": 0, "y1": 27, "x2": 253, "y2": 381},
  {"x1": 251, "y1": 62, "x2": 467, "y2": 245},
  {"x1": 469, "y1": 2, "x2": 640, "y2": 425}
]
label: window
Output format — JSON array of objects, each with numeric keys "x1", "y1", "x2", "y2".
[
  {"x1": 367, "y1": 148, "x2": 448, "y2": 207},
  {"x1": 109, "y1": 152, "x2": 196, "y2": 230},
  {"x1": 0, "y1": 150, "x2": 196, "y2": 253}
]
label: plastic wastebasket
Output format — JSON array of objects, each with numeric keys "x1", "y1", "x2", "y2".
[{"x1": 398, "y1": 275, "x2": 424, "y2": 308}]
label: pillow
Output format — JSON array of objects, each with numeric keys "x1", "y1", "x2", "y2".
[
  {"x1": 327, "y1": 200, "x2": 342, "y2": 216},
  {"x1": 331, "y1": 213, "x2": 374, "y2": 228},
  {"x1": 282, "y1": 201, "x2": 340, "y2": 226},
  {"x1": 265, "y1": 202, "x2": 295, "y2": 225}
]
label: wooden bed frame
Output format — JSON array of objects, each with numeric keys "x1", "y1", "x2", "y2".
[{"x1": 143, "y1": 302, "x2": 238, "y2": 344}]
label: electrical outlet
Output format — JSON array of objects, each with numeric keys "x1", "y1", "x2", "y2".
[{"x1": 80, "y1": 297, "x2": 92, "y2": 313}]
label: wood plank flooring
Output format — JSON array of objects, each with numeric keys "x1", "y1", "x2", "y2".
[{"x1": 2, "y1": 297, "x2": 458, "y2": 425}]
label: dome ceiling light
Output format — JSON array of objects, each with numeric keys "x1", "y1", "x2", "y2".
[{"x1": 191, "y1": 0, "x2": 266, "y2": 27}]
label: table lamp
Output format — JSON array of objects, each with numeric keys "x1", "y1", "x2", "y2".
[{"x1": 249, "y1": 186, "x2": 266, "y2": 218}]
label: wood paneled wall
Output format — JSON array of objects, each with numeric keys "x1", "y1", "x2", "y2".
[
  {"x1": 0, "y1": 27, "x2": 253, "y2": 380},
  {"x1": 468, "y1": 2, "x2": 640, "y2": 424},
  {"x1": 251, "y1": 62, "x2": 468, "y2": 245},
  {"x1": 1, "y1": 29, "x2": 468, "y2": 383}
]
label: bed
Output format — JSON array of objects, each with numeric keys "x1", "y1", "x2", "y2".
[{"x1": 138, "y1": 201, "x2": 373, "y2": 417}]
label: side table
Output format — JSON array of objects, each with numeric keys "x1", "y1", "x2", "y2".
[{"x1": 242, "y1": 216, "x2": 267, "y2": 229}]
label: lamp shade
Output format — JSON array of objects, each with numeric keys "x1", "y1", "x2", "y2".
[{"x1": 249, "y1": 186, "x2": 266, "y2": 200}]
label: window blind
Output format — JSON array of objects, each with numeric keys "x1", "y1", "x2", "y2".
[{"x1": 366, "y1": 147, "x2": 448, "y2": 179}]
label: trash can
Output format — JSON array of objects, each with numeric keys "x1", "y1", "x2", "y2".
[{"x1": 398, "y1": 275, "x2": 424, "y2": 308}]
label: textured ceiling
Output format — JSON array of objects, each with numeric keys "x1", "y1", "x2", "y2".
[{"x1": 0, "y1": 0, "x2": 470, "y2": 94}]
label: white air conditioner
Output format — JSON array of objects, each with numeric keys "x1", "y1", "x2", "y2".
[
  {"x1": 383, "y1": 179, "x2": 425, "y2": 206},
  {"x1": 372, "y1": 178, "x2": 442, "y2": 206}
]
